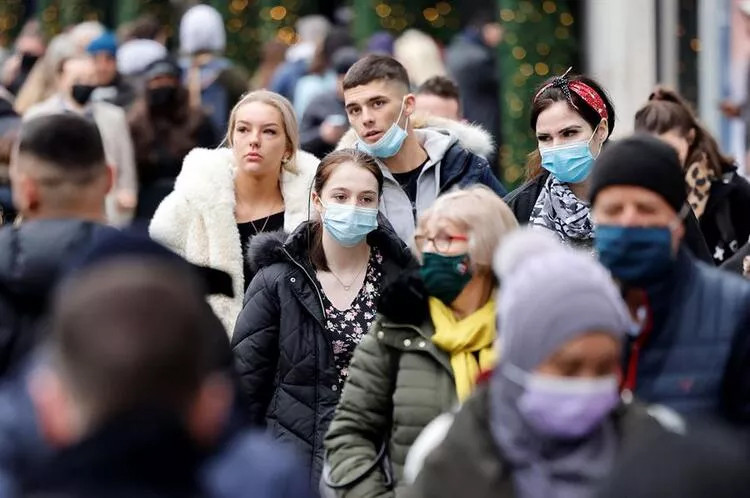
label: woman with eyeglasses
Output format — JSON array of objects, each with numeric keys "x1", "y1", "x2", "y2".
[{"x1": 323, "y1": 186, "x2": 518, "y2": 497}]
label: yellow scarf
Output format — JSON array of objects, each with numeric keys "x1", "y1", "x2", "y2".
[{"x1": 429, "y1": 297, "x2": 497, "y2": 402}]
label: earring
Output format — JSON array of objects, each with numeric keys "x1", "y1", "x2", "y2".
[{"x1": 281, "y1": 156, "x2": 290, "y2": 165}]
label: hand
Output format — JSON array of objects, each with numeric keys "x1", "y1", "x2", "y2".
[
  {"x1": 320, "y1": 122, "x2": 347, "y2": 145},
  {"x1": 719, "y1": 100, "x2": 742, "y2": 118},
  {"x1": 116, "y1": 189, "x2": 137, "y2": 211}
]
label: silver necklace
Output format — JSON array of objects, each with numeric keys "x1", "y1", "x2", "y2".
[
  {"x1": 248, "y1": 199, "x2": 281, "y2": 234},
  {"x1": 249, "y1": 213, "x2": 272, "y2": 234},
  {"x1": 328, "y1": 252, "x2": 370, "y2": 291}
]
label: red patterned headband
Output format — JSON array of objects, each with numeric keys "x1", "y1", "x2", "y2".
[{"x1": 534, "y1": 67, "x2": 609, "y2": 120}]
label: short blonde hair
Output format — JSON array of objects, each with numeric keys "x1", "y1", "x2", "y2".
[
  {"x1": 225, "y1": 90, "x2": 300, "y2": 173},
  {"x1": 416, "y1": 186, "x2": 518, "y2": 268}
]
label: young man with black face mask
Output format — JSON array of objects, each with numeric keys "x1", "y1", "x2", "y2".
[
  {"x1": 24, "y1": 54, "x2": 137, "y2": 227},
  {"x1": 590, "y1": 134, "x2": 750, "y2": 426},
  {"x1": 126, "y1": 58, "x2": 216, "y2": 220}
]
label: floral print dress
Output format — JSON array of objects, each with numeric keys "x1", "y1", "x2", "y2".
[{"x1": 319, "y1": 248, "x2": 384, "y2": 390}]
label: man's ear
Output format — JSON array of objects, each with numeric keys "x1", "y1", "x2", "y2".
[
  {"x1": 403, "y1": 93, "x2": 417, "y2": 120},
  {"x1": 12, "y1": 173, "x2": 39, "y2": 214},
  {"x1": 28, "y1": 367, "x2": 78, "y2": 448},
  {"x1": 186, "y1": 374, "x2": 233, "y2": 447}
]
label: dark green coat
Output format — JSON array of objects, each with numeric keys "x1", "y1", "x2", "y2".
[
  {"x1": 324, "y1": 274, "x2": 457, "y2": 497},
  {"x1": 405, "y1": 383, "x2": 686, "y2": 498}
]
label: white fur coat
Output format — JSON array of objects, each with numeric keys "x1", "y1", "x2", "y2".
[{"x1": 149, "y1": 147, "x2": 319, "y2": 335}]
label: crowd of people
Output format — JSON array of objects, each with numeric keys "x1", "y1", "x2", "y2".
[{"x1": 0, "y1": 4, "x2": 749, "y2": 497}]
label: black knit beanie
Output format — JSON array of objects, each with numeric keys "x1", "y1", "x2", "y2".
[{"x1": 589, "y1": 134, "x2": 686, "y2": 213}]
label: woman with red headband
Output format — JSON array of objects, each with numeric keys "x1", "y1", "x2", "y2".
[
  {"x1": 504, "y1": 70, "x2": 713, "y2": 262},
  {"x1": 504, "y1": 69, "x2": 614, "y2": 248}
]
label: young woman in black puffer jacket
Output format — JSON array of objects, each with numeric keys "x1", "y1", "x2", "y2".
[{"x1": 231, "y1": 149, "x2": 416, "y2": 491}]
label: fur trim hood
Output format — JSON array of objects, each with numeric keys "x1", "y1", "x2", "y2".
[
  {"x1": 336, "y1": 112, "x2": 495, "y2": 159},
  {"x1": 246, "y1": 230, "x2": 288, "y2": 274}
]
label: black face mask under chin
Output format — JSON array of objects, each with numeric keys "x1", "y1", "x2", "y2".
[
  {"x1": 147, "y1": 86, "x2": 178, "y2": 109},
  {"x1": 71, "y1": 84, "x2": 96, "y2": 106}
]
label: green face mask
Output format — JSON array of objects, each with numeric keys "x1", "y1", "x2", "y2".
[{"x1": 419, "y1": 252, "x2": 473, "y2": 305}]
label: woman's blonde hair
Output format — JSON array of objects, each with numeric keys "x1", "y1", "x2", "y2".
[
  {"x1": 416, "y1": 186, "x2": 518, "y2": 269},
  {"x1": 225, "y1": 90, "x2": 300, "y2": 173}
]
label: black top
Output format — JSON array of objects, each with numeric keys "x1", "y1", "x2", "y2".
[
  {"x1": 238, "y1": 211, "x2": 284, "y2": 290},
  {"x1": 392, "y1": 160, "x2": 427, "y2": 221}
]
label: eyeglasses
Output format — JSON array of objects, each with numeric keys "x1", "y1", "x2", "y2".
[{"x1": 414, "y1": 234, "x2": 468, "y2": 254}]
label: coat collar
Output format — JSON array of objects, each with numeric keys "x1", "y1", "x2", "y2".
[
  {"x1": 336, "y1": 113, "x2": 495, "y2": 159},
  {"x1": 171, "y1": 147, "x2": 319, "y2": 234}
]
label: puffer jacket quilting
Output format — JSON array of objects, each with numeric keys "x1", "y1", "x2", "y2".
[{"x1": 232, "y1": 221, "x2": 415, "y2": 491}]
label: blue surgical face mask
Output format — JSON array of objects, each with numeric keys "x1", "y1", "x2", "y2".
[
  {"x1": 322, "y1": 203, "x2": 379, "y2": 247},
  {"x1": 594, "y1": 211, "x2": 684, "y2": 286},
  {"x1": 356, "y1": 98, "x2": 408, "y2": 158},
  {"x1": 539, "y1": 125, "x2": 601, "y2": 184}
]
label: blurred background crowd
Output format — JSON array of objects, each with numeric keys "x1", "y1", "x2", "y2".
[{"x1": 1, "y1": 0, "x2": 750, "y2": 224}]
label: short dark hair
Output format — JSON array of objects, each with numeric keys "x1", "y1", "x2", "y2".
[
  {"x1": 50, "y1": 259, "x2": 220, "y2": 425},
  {"x1": 416, "y1": 76, "x2": 460, "y2": 102},
  {"x1": 343, "y1": 54, "x2": 410, "y2": 91},
  {"x1": 18, "y1": 114, "x2": 107, "y2": 179}
]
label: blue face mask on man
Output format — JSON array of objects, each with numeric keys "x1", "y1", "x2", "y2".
[
  {"x1": 322, "y1": 203, "x2": 379, "y2": 247},
  {"x1": 594, "y1": 206, "x2": 687, "y2": 286},
  {"x1": 356, "y1": 98, "x2": 408, "y2": 159},
  {"x1": 539, "y1": 124, "x2": 602, "y2": 184}
]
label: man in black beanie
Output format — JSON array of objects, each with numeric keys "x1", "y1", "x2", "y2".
[{"x1": 590, "y1": 134, "x2": 750, "y2": 425}]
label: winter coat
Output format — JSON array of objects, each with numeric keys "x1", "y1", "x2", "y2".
[
  {"x1": 232, "y1": 222, "x2": 416, "y2": 490},
  {"x1": 445, "y1": 31, "x2": 501, "y2": 164},
  {"x1": 627, "y1": 247, "x2": 750, "y2": 422},
  {"x1": 337, "y1": 115, "x2": 506, "y2": 243},
  {"x1": 90, "y1": 73, "x2": 137, "y2": 109},
  {"x1": 0, "y1": 94, "x2": 20, "y2": 188},
  {"x1": 23, "y1": 409, "x2": 313, "y2": 498},
  {"x1": 323, "y1": 273, "x2": 460, "y2": 497},
  {"x1": 503, "y1": 171, "x2": 715, "y2": 264},
  {"x1": 700, "y1": 168, "x2": 750, "y2": 265},
  {"x1": 404, "y1": 383, "x2": 685, "y2": 498},
  {"x1": 149, "y1": 147, "x2": 319, "y2": 334},
  {"x1": 300, "y1": 92, "x2": 347, "y2": 158},
  {"x1": 180, "y1": 57, "x2": 250, "y2": 139},
  {"x1": 0, "y1": 219, "x2": 116, "y2": 378},
  {"x1": 24, "y1": 95, "x2": 138, "y2": 227}
]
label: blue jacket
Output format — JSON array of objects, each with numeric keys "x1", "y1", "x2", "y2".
[{"x1": 627, "y1": 248, "x2": 750, "y2": 422}]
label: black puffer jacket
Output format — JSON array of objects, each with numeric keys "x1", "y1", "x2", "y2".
[
  {"x1": 0, "y1": 219, "x2": 116, "y2": 378},
  {"x1": 231, "y1": 221, "x2": 416, "y2": 490},
  {"x1": 700, "y1": 168, "x2": 750, "y2": 265}
]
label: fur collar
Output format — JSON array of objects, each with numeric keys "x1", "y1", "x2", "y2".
[
  {"x1": 172, "y1": 147, "x2": 319, "y2": 233},
  {"x1": 246, "y1": 220, "x2": 416, "y2": 275},
  {"x1": 336, "y1": 113, "x2": 495, "y2": 159}
]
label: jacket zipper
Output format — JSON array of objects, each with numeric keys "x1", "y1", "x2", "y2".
[
  {"x1": 282, "y1": 247, "x2": 328, "y2": 322},
  {"x1": 437, "y1": 148, "x2": 471, "y2": 196}
]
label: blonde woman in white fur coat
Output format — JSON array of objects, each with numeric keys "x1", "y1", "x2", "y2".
[{"x1": 150, "y1": 90, "x2": 319, "y2": 334}]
